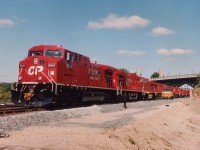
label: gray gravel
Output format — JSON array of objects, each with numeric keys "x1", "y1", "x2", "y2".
[{"x1": 0, "y1": 98, "x2": 186, "y2": 132}]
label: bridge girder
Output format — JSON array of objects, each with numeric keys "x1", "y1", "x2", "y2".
[{"x1": 152, "y1": 77, "x2": 198, "y2": 88}]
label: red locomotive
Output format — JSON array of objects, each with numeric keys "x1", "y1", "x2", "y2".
[{"x1": 11, "y1": 45, "x2": 190, "y2": 107}]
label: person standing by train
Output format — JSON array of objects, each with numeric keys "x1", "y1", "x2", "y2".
[{"x1": 123, "y1": 92, "x2": 128, "y2": 108}]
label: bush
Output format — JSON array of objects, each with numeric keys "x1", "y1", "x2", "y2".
[{"x1": 0, "y1": 83, "x2": 11, "y2": 103}]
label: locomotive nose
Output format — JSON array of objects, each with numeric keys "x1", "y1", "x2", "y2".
[{"x1": 18, "y1": 56, "x2": 49, "y2": 83}]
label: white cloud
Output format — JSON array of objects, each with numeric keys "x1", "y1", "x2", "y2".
[
  {"x1": 0, "y1": 18, "x2": 16, "y2": 28},
  {"x1": 116, "y1": 50, "x2": 146, "y2": 56},
  {"x1": 149, "y1": 27, "x2": 175, "y2": 36},
  {"x1": 157, "y1": 48, "x2": 194, "y2": 56},
  {"x1": 88, "y1": 14, "x2": 150, "y2": 30},
  {"x1": 11, "y1": 16, "x2": 27, "y2": 23}
]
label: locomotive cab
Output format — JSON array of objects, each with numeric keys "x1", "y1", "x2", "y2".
[{"x1": 18, "y1": 46, "x2": 65, "y2": 83}]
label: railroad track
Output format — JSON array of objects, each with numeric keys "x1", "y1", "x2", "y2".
[
  {"x1": 0, "y1": 101, "x2": 95, "y2": 116},
  {"x1": 0, "y1": 98, "x2": 138, "y2": 116},
  {"x1": 0, "y1": 104, "x2": 46, "y2": 116}
]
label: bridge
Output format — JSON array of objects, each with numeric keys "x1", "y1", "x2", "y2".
[{"x1": 150, "y1": 73, "x2": 200, "y2": 88}]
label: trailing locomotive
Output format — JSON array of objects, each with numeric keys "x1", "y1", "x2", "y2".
[{"x1": 11, "y1": 45, "x2": 190, "y2": 107}]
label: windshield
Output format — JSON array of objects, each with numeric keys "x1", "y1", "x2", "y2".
[
  {"x1": 28, "y1": 51, "x2": 43, "y2": 57},
  {"x1": 45, "y1": 50, "x2": 63, "y2": 57}
]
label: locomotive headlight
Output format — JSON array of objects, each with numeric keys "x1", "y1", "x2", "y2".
[
  {"x1": 19, "y1": 64, "x2": 25, "y2": 68},
  {"x1": 48, "y1": 64, "x2": 56, "y2": 68},
  {"x1": 34, "y1": 58, "x2": 38, "y2": 64},
  {"x1": 38, "y1": 76, "x2": 42, "y2": 80},
  {"x1": 18, "y1": 76, "x2": 22, "y2": 80},
  {"x1": 50, "y1": 71, "x2": 54, "y2": 75}
]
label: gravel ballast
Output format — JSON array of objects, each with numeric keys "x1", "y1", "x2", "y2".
[{"x1": 0, "y1": 98, "x2": 185, "y2": 132}]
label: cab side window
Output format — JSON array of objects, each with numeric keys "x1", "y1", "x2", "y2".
[
  {"x1": 66, "y1": 52, "x2": 73, "y2": 61},
  {"x1": 65, "y1": 52, "x2": 73, "y2": 68},
  {"x1": 28, "y1": 51, "x2": 43, "y2": 57},
  {"x1": 75, "y1": 53, "x2": 81, "y2": 62}
]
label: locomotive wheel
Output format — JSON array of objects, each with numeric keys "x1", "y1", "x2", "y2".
[
  {"x1": 142, "y1": 94, "x2": 148, "y2": 100},
  {"x1": 56, "y1": 95, "x2": 65, "y2": 106},
  {"x1": 76, "y1": 95, "x2": 83, "y2": 103},
  {"x1": 117, "y1": 94, "x2": 122, "y2": 102},
  {"x1": 133, "y1": 93, "x2": 138, "y2": 100}
]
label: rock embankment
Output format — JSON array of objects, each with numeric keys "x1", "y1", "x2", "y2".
[{"x1": 193, "y1": 87, "x2": 200, "y2": 99}]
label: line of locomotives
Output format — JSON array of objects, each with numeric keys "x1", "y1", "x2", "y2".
[{"x1": 11, "y1": 45, "x2": 190, "y2": 107}]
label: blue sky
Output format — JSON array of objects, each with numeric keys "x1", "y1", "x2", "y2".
[{"x1": 0, "y1": 0, "x2": 200, "y2": 82}]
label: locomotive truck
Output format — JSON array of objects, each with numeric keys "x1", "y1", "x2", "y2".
[{"x1": 11, "y1": 45, "x2": 189, "y2": 107}]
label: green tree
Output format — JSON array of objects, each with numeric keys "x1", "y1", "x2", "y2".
[
  {"x1": 120, "y1": 68, "x2": 129, "y2": 73},
  {"x1": 151, "y1": 72, "x2": 160, "y2": 78}
]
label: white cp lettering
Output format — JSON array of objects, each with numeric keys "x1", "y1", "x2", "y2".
[{"x1": 28, "y1": 66, "x2": 44, "y2": 75}]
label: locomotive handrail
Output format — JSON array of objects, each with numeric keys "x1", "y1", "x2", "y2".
[
  {"x1": 41, "y1": 71, "x2": 54, "y2": 92},
  {"x1": 47, "y1": 71, "x2": 58, "y2": 94},
  {"x1": 18, "y1": 68, "x2": 23, "y2": 76},
  {"x1": 16, "y1": 68, "x2": 24, "y2": 82}
]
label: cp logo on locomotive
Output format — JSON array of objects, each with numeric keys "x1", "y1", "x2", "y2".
[{"x1": 28, "y1": 66, "x2": 44, "y2": 75}]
